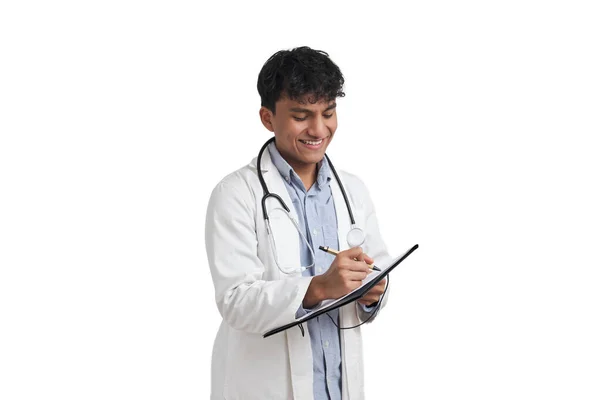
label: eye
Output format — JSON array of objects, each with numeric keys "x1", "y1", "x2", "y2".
[
  {"x1": 323, "y1": 113, "x2": 334, "y2": 119},
  {"x1": 293, "y1": 116, "x2": 307, "y2": 121}
]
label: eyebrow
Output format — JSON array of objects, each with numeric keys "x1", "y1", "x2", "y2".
[{"x1": 289, "y1": 103, "x2": 337, "y2": 113}]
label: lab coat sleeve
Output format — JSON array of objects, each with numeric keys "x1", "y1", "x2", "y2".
[
  {"x1": 205, "y1": 178, "x2": 312, "y2": 334},
  {"x1": 351, "y1": 175, "x2": 392, "y2": 323}
]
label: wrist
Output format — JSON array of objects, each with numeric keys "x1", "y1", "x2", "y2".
[{"x1": 303, "y1": 276, "x2": 326, "y2": 308}]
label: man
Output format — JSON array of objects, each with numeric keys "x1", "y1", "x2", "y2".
[{"x1": 205, "y1": 46, "x2": 391, "y2": 399}]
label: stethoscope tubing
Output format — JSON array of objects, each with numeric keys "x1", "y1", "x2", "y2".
[
  {"x1": 256, "y1": 138, "x2": 386, "y2": 332},
  {"x1": 257, "y1": 137, "x2": 365, "y2": 273},
  {"x1": 257, "y1": 137, "x2": 355, "y2": 226}
]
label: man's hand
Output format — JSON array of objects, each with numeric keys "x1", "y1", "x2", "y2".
[
  {"x1": 303, "y1": 247, "x2": 373, "y2": 308},
  {"x1": 352, "y1": 251, "x2": 387, "y2": 306},
  {"x1": 353, "y1": 250, "x2": 386, "y2": 306},
  {"x1": 357, "y1": 277, "x2": 387, "y2": 306}
]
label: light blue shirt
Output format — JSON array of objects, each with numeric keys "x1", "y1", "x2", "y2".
[{"x1": 268, "y1": 143, "x2": 342, "y2": 400}]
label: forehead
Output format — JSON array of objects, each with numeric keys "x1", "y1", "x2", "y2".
[{"x1": 275, "y1": 95, "x2": 335, "y2": 112}]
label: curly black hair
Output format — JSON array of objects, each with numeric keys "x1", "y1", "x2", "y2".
[{"x1": 257, "y1": 46, "x2": 345, "y2": 113}]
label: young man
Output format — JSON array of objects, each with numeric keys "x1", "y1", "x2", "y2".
[{"x1": 205, "y1": 47, "x2": 390, "y2": 400}]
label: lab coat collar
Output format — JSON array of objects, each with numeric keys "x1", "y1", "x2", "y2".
[{"x1": 249, "y1": 148, "x2": 270, "y2": 173}]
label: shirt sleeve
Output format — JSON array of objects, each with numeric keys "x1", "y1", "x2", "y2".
[{"x1": 359, "y1": 302, "x2": 376, "y2": 313}]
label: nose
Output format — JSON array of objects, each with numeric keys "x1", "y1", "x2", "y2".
[{"x1": 307, "y1": 115, "x2": 331, "y2": 138}]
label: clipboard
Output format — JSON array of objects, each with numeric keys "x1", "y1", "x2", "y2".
[{"x1": 263, "y1": 244, "x2": 419, "y2": 338}]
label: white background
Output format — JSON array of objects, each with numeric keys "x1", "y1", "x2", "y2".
[{"x1": 1, "y1": 1, "x2": 599, "y2": 399}]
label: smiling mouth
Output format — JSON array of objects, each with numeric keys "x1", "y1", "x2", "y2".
[{"x1": 299, "y1": 139, "x2": 324, "y2": 146}]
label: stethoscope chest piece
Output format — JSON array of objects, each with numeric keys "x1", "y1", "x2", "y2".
[{"x1": 346, "y1": 226, "x2": 366, "y2": 248}]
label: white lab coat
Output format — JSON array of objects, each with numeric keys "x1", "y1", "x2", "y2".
[{"x1": 205, "y1": 148, "x2": 390, "y2": 400}]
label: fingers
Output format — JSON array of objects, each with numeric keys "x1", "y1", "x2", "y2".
[
  {"x1": 356, "y1": 252, "x2": 374, "y2": 266},
  {"x1": 343, "y1": 246, "x2": 364, "y2": 259},
  {"x1": 358, "y1": 291, "x2": 382, "y2": 304},
  {"x1": 358, "y1": 281, "x2": 386, "y2": 304},
  {"x1": 344, "y1": 270, "x2": 370, "y2": 281},
  {"x1": 346, "y1": 261, "x2": 371, "y2": 273},
  {"x1": 340, "y1": 247, "x2": 375, "y2": 270},
  {"x1": 358, "y1": 297, "x2": 376, "y2": 305},
  {"x1": 372, "y1": 279, "x2": 387, "y2": 292}
]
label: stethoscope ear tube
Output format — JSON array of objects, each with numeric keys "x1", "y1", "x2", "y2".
[
  {"x1": 261, "y1": 193, "x2": 289, "y2": 222},
  {"x1": 257, "y1": 137, "x2": 277, "y2": 220},
  {"x1": 324, "y1": 153, "x2": 355, "y2": 226},
  {"x1": 325, "y1": 153, "x2": 365, "y2": 247}
]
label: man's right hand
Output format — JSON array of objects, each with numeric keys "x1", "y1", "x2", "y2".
[{"x1": 303, "y1": 247, "x2": 372, "y2": 308}]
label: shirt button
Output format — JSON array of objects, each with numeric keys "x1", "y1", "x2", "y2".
[
  {"x1": 324, "y1": 340, "x2": 329, "y2": 348},
  {"x1": 312, "y1": 228, "x2": 318, "y2": 235}
]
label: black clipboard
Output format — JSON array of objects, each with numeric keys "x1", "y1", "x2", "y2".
[{"x1": 263, "y1": 244, "x2": 419, "y2": 338}]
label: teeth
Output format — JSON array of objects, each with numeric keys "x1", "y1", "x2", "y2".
[{"x1": 301, "y1": 139, "x2": 323, "y2": 145}]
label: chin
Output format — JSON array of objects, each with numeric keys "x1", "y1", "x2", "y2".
[{"x1": 303, "y1": 152, "x2": 326, "y2": 163}]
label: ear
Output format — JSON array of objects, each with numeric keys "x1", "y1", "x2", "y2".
[{"x1": 259, "y1": 107, "x2": 275, "y2": 132}]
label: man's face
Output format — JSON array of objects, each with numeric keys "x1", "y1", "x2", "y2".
[{"x1": 261, "y1": 95, "x2": 338, "y2": 171}]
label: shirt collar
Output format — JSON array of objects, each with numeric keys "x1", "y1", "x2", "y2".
[{"x1": 267, "y1": 141, "x2": 332, "y2": 190}]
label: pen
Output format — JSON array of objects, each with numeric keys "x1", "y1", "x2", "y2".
[{"x1": 318, "y1": 246, "x2": 381, "y2": 271}]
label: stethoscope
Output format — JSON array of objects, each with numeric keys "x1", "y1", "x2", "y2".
[
  {"x1": 257, "y1": 137, "x2": 388, "y2": 334},
  {"x1": 257, "y1": 137, "x2": 366, "y2": 274}
]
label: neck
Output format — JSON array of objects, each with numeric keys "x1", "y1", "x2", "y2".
[
  {"x1": 291, "y1": 163, "x2": 318, "y2": 191},
  {"x1": 273, "y1": 142, "x2": 319, "y2": 190}
]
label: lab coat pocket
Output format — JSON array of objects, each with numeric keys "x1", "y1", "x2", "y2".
[{"x1": 223, "y1": 331, "x2": 292, "y2": 399}]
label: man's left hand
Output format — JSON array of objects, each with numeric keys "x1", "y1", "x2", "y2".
[{"x1": 357, "y1": 277, "x2": 386, "y2": 306}]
